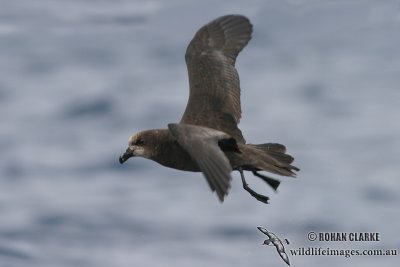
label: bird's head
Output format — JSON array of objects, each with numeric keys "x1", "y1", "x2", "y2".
[
  {"x1": 262, "y1": 239, "x2": 272, "y2": 245},
  {"x1": 119, "y1": 130, "x2": 156, "y2": 164}
]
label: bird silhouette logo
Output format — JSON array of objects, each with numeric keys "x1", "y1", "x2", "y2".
[{"x1": 257, "y1": 227, "x2": 291, "y2": 266}]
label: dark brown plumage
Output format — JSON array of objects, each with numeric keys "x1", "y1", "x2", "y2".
[{"x1": 119, "y1": 15, "x2": 299, "y2": 203}]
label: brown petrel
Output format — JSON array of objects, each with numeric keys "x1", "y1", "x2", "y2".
[{"x1": 119, "y1": 15, "x2": 299, "y2": 204}]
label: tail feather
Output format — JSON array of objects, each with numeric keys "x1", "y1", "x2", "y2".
[
  {"x1": 244, "y1": 143, "x2": 300, "y2": 176},
  {"x1": 253, "y1": 143, "x2": 286, "y2": 153},
  {"x1": 267, "y1": 151, "x2": 294, "y2": 165}
]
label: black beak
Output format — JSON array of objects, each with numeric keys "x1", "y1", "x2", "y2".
[{"x1": 119, "y1": 148, "x2": 133, "y2": 164}]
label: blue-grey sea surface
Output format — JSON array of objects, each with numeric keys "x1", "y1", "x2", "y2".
[{"x1": 1, "y1": 0, "x2": 399, "y2": 266}]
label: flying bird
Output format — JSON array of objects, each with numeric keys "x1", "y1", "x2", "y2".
[
  {"x1": 119, "y1": 15, "x2": 299, "y2": 203},
  {"x1": 257, "y1": 227, "x2": 291, "y2": 266}
]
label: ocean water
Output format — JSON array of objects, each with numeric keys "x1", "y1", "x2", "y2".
[{"x1": 1, "y1": 0, "x2": 399, "y2": 266}]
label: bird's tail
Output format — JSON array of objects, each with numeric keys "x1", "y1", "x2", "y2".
[{"x1": 241, "y1": 143, "x2": 300, "y2": 177}]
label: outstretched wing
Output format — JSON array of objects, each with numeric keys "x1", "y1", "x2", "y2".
[
  {"x1": 168, "y1": 123, "x2": 233, "y2": 201},
  {"x1": 257, "y1": 227, "x2": 273, "y2": 238},
  {"x1": 278, "y1": 251, "x2": 291, "y2": 266},
  {"x1": 181, "y1": 15, "x2": 253, "y2": 143}
]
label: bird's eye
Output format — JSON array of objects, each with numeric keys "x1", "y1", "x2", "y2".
[{"x1": 136, "y1": 139, "x2": 145, "y2": 145}]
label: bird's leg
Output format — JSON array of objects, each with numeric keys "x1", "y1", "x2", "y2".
[
  {"x1": 252, "y1": 171, "x2": 281, "y2": 191},
  {"x1": 239, "y1": 168, "x2": 270, "y2": 204}
]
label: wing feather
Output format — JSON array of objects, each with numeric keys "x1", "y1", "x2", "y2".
[
  {"x1": 180, "y1": 15, "x2": 253, "y2": 143},
  {"x1": 168, "y1": 123, "x2": 233, "y2": 201}
]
